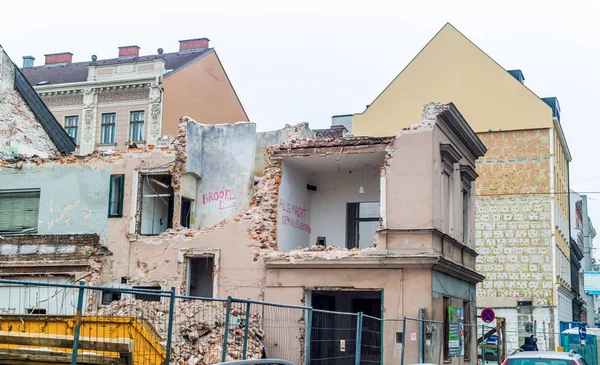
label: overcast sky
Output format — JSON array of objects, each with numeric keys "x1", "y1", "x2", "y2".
[{"x1": 3, "y1": 0, "x2": 600, "y2": 256}]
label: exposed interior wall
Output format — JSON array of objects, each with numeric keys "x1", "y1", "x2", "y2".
[
  {"x1": 162, "y1": 51, "x2": 248, "y2": 136},
  {"x1": 0, "y1": 52, "x2": 59, "y2": 158},
  {"x1": 193, "y1": 122, "x2": 256, "y2": 229},
  {"x1": 254, "y1": 123, "x2": 313, "y2": 176},
  {"x1": 277, "y1": 160, "x2": 311, "y2": 251},
  {"x1": 309, "y1": 167, "x2": 380, "y2": 248},
  {"x1": 0, "y1": 164, "x2": 109, "y2": 241},
  {"x1": 140, "y1": 174, "x2": 172, "y2": 235},
  {"x1": 352, "y1": 24, "x2": 553, "y2": 137}
]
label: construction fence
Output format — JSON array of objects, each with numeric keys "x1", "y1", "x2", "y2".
[{"x1": 0, "y1": 278, "x2": 495, "y2": 365}]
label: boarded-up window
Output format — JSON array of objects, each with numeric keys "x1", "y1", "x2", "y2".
[{"x1": 0, "y1": 190, "x2": 40, "y2": 235}]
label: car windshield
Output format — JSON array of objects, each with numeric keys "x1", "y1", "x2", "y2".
[{"x1": 508, "y1": 359, "x2": 575, "y2": 365}]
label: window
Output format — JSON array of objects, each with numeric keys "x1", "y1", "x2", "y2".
[
  {"x1": 101, "y1": 113, "x2": 116, "y2": 144},
  {"x1": 129, "y1": 111, "x2": 145, "y2": 142},
  {"x1": 462, "y1": 188, "x2": 470, "y2": 245},
  {"x1": 108, "y1": 175, "x2": 124, "y2": 218},
  {"x1": 101, "y1": 289, "x2": 121, "y2": 305},
  {"x1": 463, "y1": 301, "x2": 471, "y2": 360},
  {"x1": 138, "y1": 174, "x2": 174, "y2": 235},
  {"x1": 187, "y1": 257, "x2": 214, "y2": 297},
  {"x1": 133, "y1": 286, "x2": 161, "y2": 302},
  {"x1": 0, "y1": 190, "x2": 40, "y2": 235},
  {"x1": 346, "y1": 202, "x2": 380, "y2": 249},
  {"x1": 443, "y1": 296, "x2": 450, "y2": 360},
  {"x1": 64, "y1": 116, "x2": 79, "y2": 144},
  {"x1": 442, "y1": 168, "x2": 454, "y2": 235}
]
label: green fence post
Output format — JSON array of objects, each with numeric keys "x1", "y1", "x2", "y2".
[
  {"x1": 481, "y1": 325, "x2": 485, "y2": 365},
  {"x1": 242, "y1": 302, "x2": 251, "y2": 359},
  {"x1": 356, "y1": 312, "x2": 363, "y2": 365},
  {"x1": 222, "y1": 296, "x2": 233, "y2": 362},
  {"x1": 165, "y1": 287, "x2": 176, "y2": 365},
  {"x1": 305, "y1": 308, "x2": 313, "y2": 365},
  {"x1": 70, "y1": 280, "x2": 85, "y2": 365},
  {"x1": 401, "y1": 317, "x2": 407, "y2": 365}
]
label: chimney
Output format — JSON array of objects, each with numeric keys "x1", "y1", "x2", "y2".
[
  {"x1": 118, "y1": 45, "x2": 140, "y2": 58},
  {"x1": 179, "y1": 38, "x2": 210, "y2": 52},
  {"x1": 22, "y1": 56, "x2": 35, "y2": 68},
  {"x1": 44, "y1": 52, "x2": 73, "y2": 65}
]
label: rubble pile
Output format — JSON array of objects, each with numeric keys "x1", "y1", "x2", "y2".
[
  {"x1": 265, "y1": 244, "x2": 382, "y2": 262},
  {"x1": 97, "y1": 298, "x2": 265, "y2": 364}
]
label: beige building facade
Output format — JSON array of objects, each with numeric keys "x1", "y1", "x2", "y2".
[{"x1": 21, "y1": 38, "x2": 248, "y2": 155}]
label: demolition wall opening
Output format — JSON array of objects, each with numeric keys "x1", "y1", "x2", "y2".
[
  {"x1": 186, "y1": 257, "x2": 214, "y2": 298},
  {"x1": 138, "y1": 174, "x2": 174, "y2": 235}
]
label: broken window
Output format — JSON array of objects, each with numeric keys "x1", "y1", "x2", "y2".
[
  {"x1": 346, "y1": 202, "x2": 380, "y2": 249},
  {"x1": 108, "y1": 175, "x2": 125, "y2": 218},
  {"x1": 181, "y1": 197, "x2": 192, "y2": 228},
  {"x1": 101, "y1": 289, "x2": 122, "y2": 305},
  {"x1": 186, "y1": 257, "x2": 214, "y2": 298},
  {"x1": 0, "y1": 189, "x2": 40, "y2": 235},
  {"x1": 139, "y1": 174, "x2": 174, "y2": 235},
  {"x1": 133, "y1": 286, "x2": 161, "y2": 302}
]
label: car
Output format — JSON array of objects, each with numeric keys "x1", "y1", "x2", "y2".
[{"x1": 502, "y1": 350, "x2": 589, "y2": 365}]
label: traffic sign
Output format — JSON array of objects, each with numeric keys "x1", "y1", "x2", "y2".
[
  {"x1": 481, "y1": 308, "x2": 495, "y2": 323},
  {"x1": 580, "y1": 326, "x2": 587, "y2": 340}
]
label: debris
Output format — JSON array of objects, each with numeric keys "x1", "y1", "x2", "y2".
[{"x1": 97, "y1": 298, "x2": 265, "y2": 364}]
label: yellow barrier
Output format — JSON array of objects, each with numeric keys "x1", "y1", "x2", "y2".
[{"x1": 0, "y1": 315, "x2": 166, "y2": 365}]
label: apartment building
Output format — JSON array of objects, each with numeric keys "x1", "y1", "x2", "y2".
[
  {"x1": 350, "y1": 23, "x2": 571, "y2": 351},
  {"x1": 20, "y1": 38, "x2": 247, "y2": 155}
]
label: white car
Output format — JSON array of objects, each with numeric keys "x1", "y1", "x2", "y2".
[{"x1": 502, "y1": 351, "x2": 589, "y2": 365}]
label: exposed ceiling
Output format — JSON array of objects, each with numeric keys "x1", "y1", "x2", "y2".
[{"x1": 282, "y1": 152, "x2": 386, "y2": 173}]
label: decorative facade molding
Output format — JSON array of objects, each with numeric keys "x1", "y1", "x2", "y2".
[
  {"x1": 98, "y1": 88, "x2": 149, "y2": 104},
  {"x1": 42, "y1": 94, "x2": 84, "y2": 108},
  {"x1": 80, "y1": 88, "x2": 97, "y2": 155}
]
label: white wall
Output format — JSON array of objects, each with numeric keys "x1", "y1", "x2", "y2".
[
  {"x1": 277, "y1": 161, "x2": 311, "y2": 251},
  {"x1": 0, "y1": 277, "x2": 79, "y2": 315},
  {"x1": 309, "y1": 167, "x2": 380, "y2": 248}
]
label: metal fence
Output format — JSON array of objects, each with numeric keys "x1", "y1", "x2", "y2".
[{"x1": 0, "y1": 278, "x2": 461, "y2": 365}]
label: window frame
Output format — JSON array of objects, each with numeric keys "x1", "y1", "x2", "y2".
[
  {"x1": 346, "y1": 201, "x2": 380, "y2": 249},
  {"x1": 129, "y1": 110, "x2": 145, "y2": 143},
  {"x1": 101, "y1": 289, "x2": 122, "y2": 305},
  {"x1": 108, "y1": 175, "x2": 125, "y2": 218},
  {"x1": 100, "y1": 113, "x2": 117, "y2": 144},
  {"x1": 64, "y1": 115, "x2": 79, "y2": 144},
  {"x1": 0, "y1": 189, "x2": 41, "y2": 235}
]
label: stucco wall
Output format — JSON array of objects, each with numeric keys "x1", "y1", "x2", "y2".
[
  {"x1": 194, "y1": 122, "x2": 257, "y2": 229},
  {"x1": 0, "y1": 164, "x2": 109, "y2": 240},
  {"x1": 0, "y1": 52, "x2": 58, "y2": 158},
  {"x1": 277, "y1": 160, "x2": 311, "y2": 250},
  {"x1": 254, "y1": 124, "x2": 313, "y2": 176},
  {"x1": 352, "y1": 24, "x2": 553, "y2": 137},
  {"x1": 162, "y1": 51, "x2": 248, "y2": 136}
]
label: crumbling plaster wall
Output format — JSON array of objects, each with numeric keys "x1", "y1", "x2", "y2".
[
  {"x1": 254, "y1": 123, "x2": 313, "y2": 177},
  {"x1": 0, "y1": 51, "x2": 59, "y2": 158},
  {"x1": 129, "y1": 220, "x2": 265, "y2": 299},
  {"x1": 0, "y1": 164, "x2": 109, "y2": 238},
  {"x1": 192, "y1": 122, "x2": 257, "y2": 229}
]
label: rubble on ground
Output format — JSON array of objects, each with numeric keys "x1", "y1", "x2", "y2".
[{"x1": 97, "y1": 298, "x2": 265, "y2": 364}]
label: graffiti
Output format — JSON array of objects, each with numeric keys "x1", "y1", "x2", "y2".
[
  {"x1": 202, "y1": 188, "x2": 240, "y2": 210},
  {"x1": 278, "y1": 198, "x2": 311, "y2": 233}
]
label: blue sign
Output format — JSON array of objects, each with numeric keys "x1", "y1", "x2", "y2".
[{"x1": 580, "y1": 326, "x2": 587, "y2": 340}]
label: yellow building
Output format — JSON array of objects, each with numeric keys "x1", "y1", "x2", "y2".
[{"x1": 352, "y1": 23, "x2": 571, "y2": 351}]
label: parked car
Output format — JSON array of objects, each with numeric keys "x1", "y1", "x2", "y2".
[{"x1": 502, "y1": 350, "x2": 589, "y2": 365}]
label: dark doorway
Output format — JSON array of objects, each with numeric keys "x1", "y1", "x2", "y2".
[
  {"x1": 310, "y1": 290, "x2": 381, "y2": 365},
  {"x1": 187, "y1": 257, "x2": 214, "y2": 297},
  {"x1": 181, "y1": 198, "x2": 192, "y2": 228}
]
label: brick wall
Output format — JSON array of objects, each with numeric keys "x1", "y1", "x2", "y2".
[{"x1": 475, "y1": 129, "x2": 554, "y2": 306}]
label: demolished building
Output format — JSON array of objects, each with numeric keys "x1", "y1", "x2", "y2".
[{"x1": 1, "y1": 91, "x2": 486, "y2": 363}]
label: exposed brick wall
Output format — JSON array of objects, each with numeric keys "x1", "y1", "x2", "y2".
[
  {"x1": 0, "y1": 234, "x2": 110, "y2": 261},
  {"x1": 118, "y1": 46, "x2": 140, "y2": 57},
  {"x1": 475, "y1": 129, "x2": 554, "y2": 306}
]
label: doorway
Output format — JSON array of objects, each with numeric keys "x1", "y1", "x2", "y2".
[
  {"x1": 186, "y1": 257, "x2": 214, "y2": 297},
  {"x1": 310, "y1": 290, "x2": 381, "y2": 365}
]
